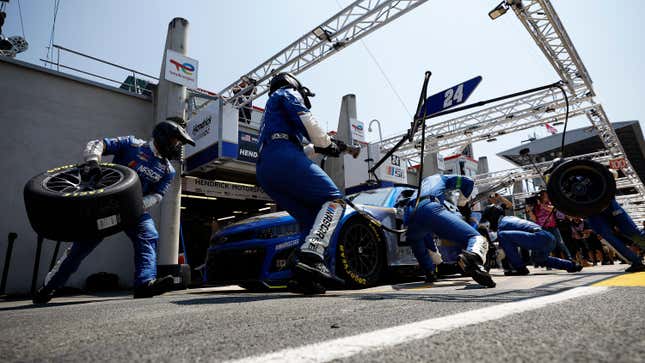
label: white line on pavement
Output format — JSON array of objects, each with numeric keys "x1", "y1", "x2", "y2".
[{"x1": 226, "y1": 286, "x2": 609, "y2": 363}]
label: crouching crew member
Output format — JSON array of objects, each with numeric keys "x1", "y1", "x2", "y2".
[
  {"x1": 480, "y1": 204, "x2": 583, "y2": 275},
  {"x1": 404, "y1": 174, "x2": 495, "y2": 288},
  {"x1": 33, "y1": 120, "x2": 195, "y2": 304},
  {"x1": 256, "y1": 72, "x2": 355, "y2": 294}
]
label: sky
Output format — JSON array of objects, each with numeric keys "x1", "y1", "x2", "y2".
[{"x1": 2, "y1": 0, "x2": 644, "y2": 172}]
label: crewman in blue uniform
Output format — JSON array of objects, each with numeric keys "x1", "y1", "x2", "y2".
[
  {"x1": 586, "y1": 198, "x2": 645, "y2": 272},
  {"x1": 256, "y1": 72, "x2": 353, "y2": 294},
  {"x1": 33, "y1": 120, "x2": 195, "y2": 303},
  {"x1": 480, "y1": 204, "x2": 583, "y2": 275},
  {"x1": 404, "y1": 174, "x2": 496, "y2": 287}
]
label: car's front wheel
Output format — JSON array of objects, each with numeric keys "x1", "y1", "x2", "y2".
[{"x1": 336, "y1": 219, "x2": 386, "y2": 288}]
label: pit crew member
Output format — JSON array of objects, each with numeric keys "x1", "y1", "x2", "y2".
[{"x1": 33, "y1": 120, "x2": 195, "y2": 303}]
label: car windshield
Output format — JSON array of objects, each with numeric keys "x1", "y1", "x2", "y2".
[{"x1": 348, "y1": 187, "x2": 393, "y2": 207}]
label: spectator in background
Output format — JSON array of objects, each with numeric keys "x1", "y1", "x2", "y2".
[
  {"x1": 533, "y1": 190, "x2": 573, "y2": 261},
  {"x1": 570, "y1": 217, "x2": 592, "y2": 267},
  {"x1": 232, "y1": 79, "x2": 257, "y2": 124}
]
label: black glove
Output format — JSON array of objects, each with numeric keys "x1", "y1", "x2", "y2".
[
  {"x1": 80, "y1": 160, "x2": 101, "y2": 181},
  {"x1": 314, "y1": 141, "x2": 342, "y2": 157}
]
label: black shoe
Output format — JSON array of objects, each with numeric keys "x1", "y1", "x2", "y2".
[
  {"x1": 625, "y1": 263, "x2": 645, "y2": 273},
  {"x1": 294, "y1": 261, "x2": 344, "y2": 285},
  {"x1": 567, "y1": 263, "x2": 583, "y2": 273},
  {"x1": 286, "y1": 279, "x2": 327, "y2": 295},
  {"x1": 504, "y1": 266, "x2": 530, "y2": 276},
  {"x1": 458, "y1": 252, "x2": 496, "y2": 288},
  {"x1": 133, "y1": 275, "x2": 175, "y2": 299},
  {"x1": 425, "y1": 271, "x2": 438, "y2": 283},
  {"x1": 32, "y1": 286, "x2": 54, "y2": 304}
]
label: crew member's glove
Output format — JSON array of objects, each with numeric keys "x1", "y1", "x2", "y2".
[
  {"x1": 80, "y1": 160, "x2": 101, "y2": 181},
  {"x1": 314, "y1": 141, "x2": 342, "y2": 157}
]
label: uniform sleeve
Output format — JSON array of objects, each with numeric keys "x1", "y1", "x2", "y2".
[
  {"x1": 281, "y1": 90, "x2": 331, "y2": 147},
  {"x1": 153, "y1": 163, "x2": 176, "y2": 196},
  {"x1": 102, "y1": 136, "x2": 134, "y2": 156}
]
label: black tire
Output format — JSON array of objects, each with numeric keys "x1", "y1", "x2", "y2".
[
  {"x1": 24, "y1": 163, "x2": 143, "y2": 241},
  {"x1": 336, "y1": 218, "x2": 386, "y2": 288},
  {"x1": 547, "y1": 159, "x2": 616, "y2": 217}
]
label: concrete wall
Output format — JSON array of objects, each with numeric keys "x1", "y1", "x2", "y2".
[{"x1": 0, "y1": 57, "x2": 155, "y2": 294}]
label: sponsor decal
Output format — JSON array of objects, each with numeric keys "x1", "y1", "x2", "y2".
[
  {"x1": 136, "y1": 164, "x2": 162, "y2": 182},
  {"x1": 169, "y1": 59, "x2": 195, "y2": 75},
  {"x1": 275, "y1": 239, "x2": 300, "y2": 251},
  {"x1": 314, "y1": 203, "x2": 339, "y2": 240},
  {"x1": 191, "y1": 116, "x2": 212, "y2": 140},
  {"x1": 128, "y1": 160, "x2": 137, "y2": 169}
]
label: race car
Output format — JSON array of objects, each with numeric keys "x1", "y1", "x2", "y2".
[{"x1": 204, "y1": 181, "x2": 470, "y2": 290}]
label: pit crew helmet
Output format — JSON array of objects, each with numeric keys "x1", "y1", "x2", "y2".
[
  {"x1": 153, "y1": 120, "x2": 196, "y2": 160},
  {"x1": 269, "y1": 72, "x2": 315, "y2": 109}
]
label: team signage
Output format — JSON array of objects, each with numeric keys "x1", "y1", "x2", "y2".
[
  {"x1": 419, "y1": 76, "x2": 482, "y2": 117},
  {"x1": 184, "y1": 102, "x2": 220, "y2": 158},
  {"x1": 349, "y1": 118, "x2": 365, "y2": 143},
  {"x1": 609, "y1": 157, "x2": 627, "y2": 170},
  {"x1": 182, "y1": 177, "x2": 271, "y2": 201},
  {"x1": 238, "y1": 131, "x2": 259, "y2": 163},
  {"x1": 164, "y1": 49, "x2": 199, "y2": 88}
]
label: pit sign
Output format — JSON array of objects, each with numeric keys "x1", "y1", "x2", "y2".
[
  {"x1": 609, "y1": 158, "x2": 627, "y2": 170},
  {"x1": 418, "y1": 76, "x2": 482, "y2": 117}
]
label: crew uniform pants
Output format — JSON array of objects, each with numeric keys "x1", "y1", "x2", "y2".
[
  {"x1": 586, "y1": 200, "x2": 644, "y2": 265},
  {"x1": 406, "y1": 200, "x2": 482, "y2": 273},
  {"x1": 498, "y1": 226, "x2": 575, "y2": 271},
  {"x1": 256, "y1": 141, "x2": 342, "y2": 238},
  {"x1": 44, "y1": 213, "x2": 159, "y2": 289}
]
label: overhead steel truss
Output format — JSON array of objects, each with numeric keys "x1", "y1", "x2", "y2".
[
  {"x1": 212, "y1": 0, "x2": 428, "y2": 108},
  {"x1": 378, "y1": 0, "x2": 645, "y2": 205}
]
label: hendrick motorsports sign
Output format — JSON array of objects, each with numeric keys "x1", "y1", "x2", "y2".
[{"x1": 182, "y1": 177, "x2": 271, "y2": 201}]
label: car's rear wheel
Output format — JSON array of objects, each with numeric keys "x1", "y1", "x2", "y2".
[{"x1": 336, "y1": 219, "x2": 385, "y2": 288}]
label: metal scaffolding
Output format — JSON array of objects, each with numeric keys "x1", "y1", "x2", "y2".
[
  {"x1": 213, "y1": 0, "x2": 428, "y2": 108},
  {"x1": 377, "y1": 0, "x2": 645, "y2": 215}
]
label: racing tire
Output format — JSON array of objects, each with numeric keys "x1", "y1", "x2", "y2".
[
  {"x1": 24, "y1": 163, "x2": 143, "y2": 242},
  {"x1": 336, "y1": 218, "x2": 386, "y2": 289},
  {"x1": 546, "y1": 159, "x2": 616, "y2": 217}
]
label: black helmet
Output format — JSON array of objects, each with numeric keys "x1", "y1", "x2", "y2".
[
  {"x1": 268, "y1": 72, "x2": 315, "y2": 109},
  {"x1": 481, "y1": 204, "x2": 505, "y2": 231},
  {"x1": 153, "y1": 120, "x2": 196, "y2": 160}
]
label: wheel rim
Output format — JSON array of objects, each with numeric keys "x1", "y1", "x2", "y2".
[
  {"x1": 342, "y1": 223, "x2": 380, "y2": 278},
  {"x1": 42, "y1": 167, "x2": 125, "y2": 194},
  {"x1": 558, "y1": 166, "x2": 607, "y2": 205}
]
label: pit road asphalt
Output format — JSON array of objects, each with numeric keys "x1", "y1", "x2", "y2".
[{"x1": 1, "y1": 264, "x2": 643, "y2": 362}]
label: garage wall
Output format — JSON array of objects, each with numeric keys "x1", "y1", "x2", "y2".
[{"x1": 0, "y1": 57, "x2": 157, "y2": 294}]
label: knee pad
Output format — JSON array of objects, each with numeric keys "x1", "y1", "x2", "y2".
[{"x1": 301, "y1": 199, "x2": 346, "y2": 260}]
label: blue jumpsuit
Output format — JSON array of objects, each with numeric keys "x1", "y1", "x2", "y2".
[
  {"x1": 256, "y1": 88, "x2": 341, "y2": 235},
  {"x1": 497, "y1": 216, "x2": 576, "y2": 270},
  {"x1": 586, "y1": 199, "x2": 645, "y2": 265},
  {"x1": 404, "y1": 174, "x2": 481, "y2": 274},
  {"x1": 44, "y1": 136, "x2": 175, "y2": 289}
]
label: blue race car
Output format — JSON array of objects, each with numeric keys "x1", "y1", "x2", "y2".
[{"x1": 204, "y1": 182, "x2": 469, "y2": 290}]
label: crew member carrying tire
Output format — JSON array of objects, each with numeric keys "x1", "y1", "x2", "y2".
[
  {"x1": 32, "y1": 120, "x2": 195, "y2": 304},
  {"x1": 404, "y1": 174, "x2": 496, "y2": 288},
  {"x1": 480, "y1": 204, "x2": 583, "y2": 276},
  {"x1": 256, "y1": 72, "x2": 356, "y2": 294}
]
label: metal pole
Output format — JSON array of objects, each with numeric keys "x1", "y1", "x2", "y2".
[
  {"x1": 0, "y1": 232, "x2": 17, "y2": 294},
  {"x1": 157, "y1": 18, "x2": 189, "y2": 267},
  {"x1": 31, "y1": 235, "x2": 44, "y2": 295}
]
